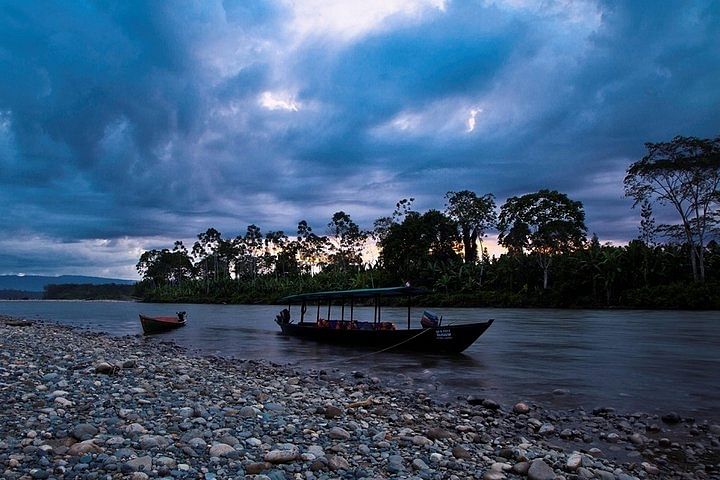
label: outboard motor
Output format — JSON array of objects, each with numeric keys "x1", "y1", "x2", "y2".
[
  {"x1": 275, "y1": 308, "x2": 291, "y2": 325},
  {"x1": 421, "y1": 310, "x2": 440, "y2": 328}
]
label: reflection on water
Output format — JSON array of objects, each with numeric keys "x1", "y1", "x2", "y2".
[{"x1": 1, "y1": 300, "x2": 718, "y2": 420}]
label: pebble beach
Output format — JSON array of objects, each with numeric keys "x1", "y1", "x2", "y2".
[{"x1": 1, "y1": 315, "x2": 718, "y2": 480}]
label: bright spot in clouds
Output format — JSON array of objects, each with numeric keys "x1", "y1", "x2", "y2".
[
  {"x1": 259, "y1": 91, "x2": 301, "y2": 111},
  {"x1": 466, "y1": 108, "x2": 483, "y2": 133},
  {"x1": 286, "y1": 0, "x2": 447, "y2": 41}
]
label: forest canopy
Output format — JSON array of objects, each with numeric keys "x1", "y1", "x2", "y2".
[{"x1": 135, "y1": 135, "x2": 720, "y2": 309}]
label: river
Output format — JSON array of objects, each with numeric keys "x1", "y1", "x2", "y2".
[{"x1": 1, "y1": 300, "x2": 718, "y2": 421}]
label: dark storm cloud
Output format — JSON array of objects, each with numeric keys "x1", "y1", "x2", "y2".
[{"x1": 0, "y1": 0, "x2": 718, "y2": 276}]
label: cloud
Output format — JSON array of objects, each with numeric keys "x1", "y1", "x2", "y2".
[{"x1": 0, "y1": 0, "x2": 718, "y2": 277}]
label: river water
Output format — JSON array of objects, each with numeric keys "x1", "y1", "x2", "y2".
[{"x1": 1, "y1": 301, "x2": 718, "y2": 421}]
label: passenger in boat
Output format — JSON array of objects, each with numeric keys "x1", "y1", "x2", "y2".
[{"x1": 177, "y1": 311, "x2": 187, "y2": 322}]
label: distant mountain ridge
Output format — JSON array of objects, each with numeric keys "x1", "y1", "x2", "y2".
[{"x1": 0, "y1": 275, "x2": 135, "y2": 292}]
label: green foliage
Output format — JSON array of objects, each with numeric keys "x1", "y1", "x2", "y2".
[
  {"x1": 497, "y1": 189, "x2": 587, "y2": 289},
  {"x1": 44, "y1": 283, "x2": 135, "y2": 300},
  {"x1": 134, "y1": 168, "x2": 719, "y2": 309},
  {"x1": 379, "y1": 209, "x2": 461, "y2": 286},
  {"x1": 445, "y1": 190, "x2": 497, "y2": 263},
  {"x1": 624, "y1": 135, "x2": 720, "y2": 282}
]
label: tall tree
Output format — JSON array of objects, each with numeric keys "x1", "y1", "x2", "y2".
[
  {"x1": 497, "y1": 189, "x2": 587, "y2": 289},
  {"x1": 244, "y1": 224, "x2": 264, "y2": 278},
  {"x1": 296, "y1": 220, "x2": 328, "y2": 272},
  {"x1": 327, "y1": 211, "x2": 367, "y2": 271},
  {"x1": 373, "y1": 198, "x2": 415, "y2": 243},
  {"x1": 445, "y1": 190, "x2": 497, "y2": 263},
  {"x1": 624, "y1": 135, "x2": 720, "y2": 282},
  {"x1": 380, "y1": 209, "x2": 461, "y2": 285},
  {"x1": 136, "y1": 246, "x2": 193, "y2": 286},
  {"x1": 192, "y1": 228, "x2": 224, "y2": 282}
]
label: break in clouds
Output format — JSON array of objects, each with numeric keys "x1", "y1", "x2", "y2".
[{"x1": 0, "y1": 1, "x2": 719, "y2": 278}]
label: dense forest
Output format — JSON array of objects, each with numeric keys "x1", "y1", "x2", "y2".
[
  {"x1": 135, "y1": 135, "x2": 720, "y2": 309},
  {"x1": 43, "y1": 283, "x2": 136, "y2": 300}
]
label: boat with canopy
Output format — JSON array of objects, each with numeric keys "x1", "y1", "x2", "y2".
[{"x1": 275, "y1": 287, "x2": 493, "y2": 354}]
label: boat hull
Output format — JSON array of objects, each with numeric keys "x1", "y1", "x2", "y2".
[
  {"x1": 139, "y1": 314, "x2": 186, "y2": 334},
  {"x1": 277, "y1": 320, "x2": 493, "y2": 354}
]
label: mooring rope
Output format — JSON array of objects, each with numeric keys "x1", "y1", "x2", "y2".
[{"x1": 320, "y1": 327, "x2": 432, "y2": 367}]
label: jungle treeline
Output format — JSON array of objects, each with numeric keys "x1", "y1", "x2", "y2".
[
  {"x1": 43, "y1": 283, "x2": 136, "y2": 300},
  {"x1": 135, "y1": 135, "x2": 720, "y2": 309}
]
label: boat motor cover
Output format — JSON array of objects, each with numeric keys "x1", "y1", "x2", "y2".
[{"x1": 421, "y1": 311, "x2": 439, "y2": 328}]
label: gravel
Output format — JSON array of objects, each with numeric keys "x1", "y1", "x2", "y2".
[{"x1": 1, "y1": 315, "x2": 718, "y2": 479}]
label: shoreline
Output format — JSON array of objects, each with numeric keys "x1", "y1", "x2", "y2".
[
  {"x1": 4, "y1": 297, "x2": 720, "y2": 313},
  {"x1": 1, "y1": 315, "x2": 717, "y2": 479}
]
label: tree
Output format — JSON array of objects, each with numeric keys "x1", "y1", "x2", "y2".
[
  {"x1": 191, "y1": 228, "x2": 226, "y2": 282},
  {"x1": 624, "y1": 135, "x2": 720, "y2": 282},
  {"x1": 379, "y1": 209, "x2": 461, "y2": 285},
  {"x1": 244, "y1": 224, "x2": 264, "y2": 278},
  {"x1": 445, "y1": 190, "x2": 497, "y2": 263},
  {"x1": 373, "y1": 198, "x2": 415, "y2": 243},
  {"x1": 264, "y1": 231, "x2": 293, "y2": 276},
  {"x1": 327, "y1": 211, "x2": 367, "y2": 271},
  {"x1": 297, "y1": 220, "x2": 328, "y2": 272},
  {"x1": 136, "y1": 245, "x2": 193, "y2": 286},
  {"x1": 497, "y1": 189, "x2": 587, "y2": 289}
]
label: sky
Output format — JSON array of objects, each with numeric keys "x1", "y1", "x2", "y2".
[{"x1": 1, "y1": 0, "x2": 719, "y2": 280}]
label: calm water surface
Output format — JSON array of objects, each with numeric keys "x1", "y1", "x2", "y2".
[{"x1": 2, "y1": 301, "x2": 718, "y2": 421}]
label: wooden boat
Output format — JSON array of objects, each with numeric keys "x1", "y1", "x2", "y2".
[
  {"x1": 276, "y1": 287, "x2": 493, "y2": 354},
  {"x1": 139, "y1": 311, "x2": 187, "y2": 334}
]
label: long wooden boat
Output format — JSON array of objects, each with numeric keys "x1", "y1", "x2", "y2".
[
  {"x1": 276, "y1": 287, "x2": 493, "y2": 354},
  {"x1": 139, "y1": 311, "x2": 187, "y2": 334}
]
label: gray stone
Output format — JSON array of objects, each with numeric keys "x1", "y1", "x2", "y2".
[
  {"x1": 329, "y1": 427, "x2": 351, "y2": 440},
  {"x1": 209, "y1": 443, "x2": 235, "y2": 457},
  {"x1": 566, "y1": 453, "x2": 582, "y2": 471},
  {"x1": 512, "y1": 461, "x2": 530, "y2": 474},
  {"x1": 239, "y1": 406, "x2": 257, "y2": 418},
  {"x1": 125, "y1": 455, "x2": 152, "y2": 472},
  {"x1": 71, "y1": 423, "x2": 98, "y2": 441},
  {"x1": 324, "y1": 405, "x2": 343, "y2": 418},
  {"x1": 528, "y1": 459, "x2": 555, "y2": 480},
  {"x1": 327, "y1": 455, "x2": 350, "y2": 470},
  {"x1": 265, "y1": 447, "x2": 299, "y2": 463},
  {"x1": 413, "y1": 458, "x2": 429, "y2": 470},
  {"x1": 539, "y1": 424, "x2": 555, "y2": 435},
  {"x1": 426, "y1": 427, "x2": 452, "y2": 440},
  {"x1": 67, "y1": 440, "x2": 102, "y2": 456},
  {"x1": 452, "y1": 446, "x2": 472, "y2": 460}
]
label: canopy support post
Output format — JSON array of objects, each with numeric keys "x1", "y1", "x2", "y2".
[{"x1": 407, "y1": 297, "x2": 411, "y2": 330}]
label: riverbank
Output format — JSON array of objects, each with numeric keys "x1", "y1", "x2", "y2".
[{"x1": 1, "y1": 315, "x2": 717, "y2": 479}]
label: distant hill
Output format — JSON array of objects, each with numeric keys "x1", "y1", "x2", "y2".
[{"x1": 0, "y1": 275, "x2": 136, "y2": 292}]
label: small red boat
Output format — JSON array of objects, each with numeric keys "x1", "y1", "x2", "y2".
[{"x1": 139, "y1": 311, "x2": 187, "y2": 334}]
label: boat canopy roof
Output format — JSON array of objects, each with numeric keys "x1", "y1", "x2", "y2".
[{"x1": 281, "y1": 286, "x2": 428, "y2": 303}]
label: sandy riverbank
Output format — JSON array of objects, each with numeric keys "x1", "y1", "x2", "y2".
[{"x1": 0, "y1": 315, "x2": 717, "y2": 479}]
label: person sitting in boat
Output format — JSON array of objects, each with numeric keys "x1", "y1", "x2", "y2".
[{"x1": 177, "y1": 311, "x2": 187, "y2": 322}]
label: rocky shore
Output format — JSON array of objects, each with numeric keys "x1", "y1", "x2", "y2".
[{"x1": 1, "y1": 315, "x2": 718, "y2": 480}]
